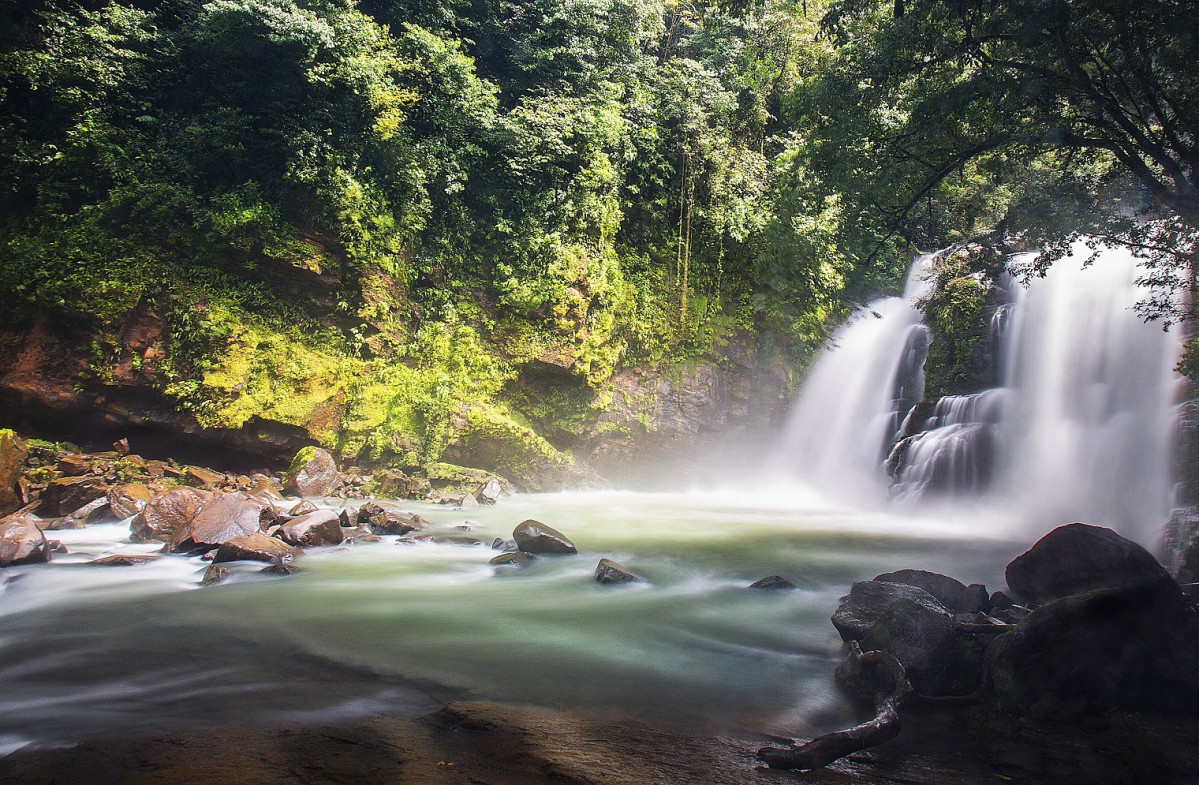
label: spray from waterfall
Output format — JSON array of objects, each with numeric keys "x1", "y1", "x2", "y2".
[{"x1": 778, "y1": 242, "x2": 1182, "y2": 542}]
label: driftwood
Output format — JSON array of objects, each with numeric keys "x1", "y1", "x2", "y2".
[{"x1": 757, "y1": 643, "x2": 914, "y2": 771}]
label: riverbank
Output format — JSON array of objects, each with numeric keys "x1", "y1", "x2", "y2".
[{"x1": 1, "y1": 699, "x2": 1197, "y2": 785}]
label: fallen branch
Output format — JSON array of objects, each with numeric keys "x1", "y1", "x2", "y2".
[{"x1": 757, "y1": 643, "x2": 913, "y2": 770}]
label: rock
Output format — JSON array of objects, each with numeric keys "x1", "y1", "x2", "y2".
[
  {"x1": 492, "y1": 537, "x2": 518, "y2": 552},
  {"x1": 0, "y1": 516, "x2": 52, "y2": 567},
  {"x1": 201, "y1": 563, "x2": 230, "y2": 586},
  {"x1": 984, "y1": 576, "x2": 1199, "y2": 718},
  {"x1": 288, "y1": 499, "x2": 319, "y2": 517},
  {"x1": 831, "y1": 580, "x2": 951, "y2": 641},
  {"x1": 367, "y1": 470, "x2": 430, "y2": 500},
  {"x1": 107, "y1": 483, "x2": 155, "y2": 519},
  {"x1": 41, "y1": 476, "x2": 108, "y2": 517},
  {"x1": 56, "y1": 454, "x2": 91, "y2": 477},
  {"x1": 279, "y1": 510, "x2": 344, "y2": 547},
  {"x1": 748, "y1": 575, "x2": 797, "y2": 590},
  {"x1": 513, "y1": 520, "x2": 577, "y2": 555},
  {"x1": 112, "y1": 438, "x2": 130, "y2": 456},
  {"x1": 248, "y1": 476, "x2": 284, "y2": 501},
  {"x1": 130, "y1": 487, "x2": 213, "y2": 544},
  {"x1": 1161, "y1": 506, "x2": 1199, "y2": 583},
  {"x1": 0, "y1": 430, "x2": 26, "y2": 516},
  {"x1": 860, "y1": 598, "x2": 983, "y2": 697},
  {"x1": 214, "y1": 532, "x2": 298, "y2": 564},
  {"x1": 283, "y1": 447, "x2": 339, "y2": 497},
  {"x1": 177, "y1": 492, "x2": 279, "y2": 551},
  {"x1": 87, "y1": 554, "x2": 161, "y2": 566},
  {"x1": 357, "y1": 502, "x2": 426, "y2": 535},
  {"x1": 1005, "y1": 523, "x2": 1170, "y2": 606},
  {"x1": 595, "y1": 558, "x2": 645, "y2": 584},
  {"x1": 489, "y1": 552, "x2": 537, "y2": 569},
  {"x1": 989, "y1": 590, "x2": 1015, "y2": 609},
  {"x1": 874, "y1": 569, "x2": 969, "y2": 610},
  {"x1": 960, "y1": 584, "x2": 991, "y2": 613},
  {"x1": 62, "y1": 496, "x2": 111, "y2": 527},
  {"x1": 260, "y1": 563, "x2": 301, "y2": 576},
  {"x1": 183, "y1": 465, "x2": 225, "y2": 490},
  {"x1": 476, "y1": 478, "x2": 503, "y2": 505},
  {"x1": 459, "y1": 493, "x2": 480, "y2": 509}
]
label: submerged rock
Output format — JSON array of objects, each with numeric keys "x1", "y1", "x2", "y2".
[
  {"x1": 490, "y1": 552, "x2": 537, "y2": 569},
  {"x1": 0, "y1": 516, "x2": 52, "y2": 567},
  {"x1": 595, "y1": 558, "x2": 645, "y2": 584},
  {"x1": 748, "y1": 575, "x2": 796, "y2": 590},
  {"x1": 201, "y1": 563, "x2": 230, "y2": 586},
  {"x1": 1005, "y1": 523, "x2": 1169, "y2": 606},
  {"x1": 88, "y1": 554, "x2": 161, "y2": 567},
  {"x1": 260, "y1": 563, "x2": 302, "y2": 576},
  {"x1": 513, "y1": 520, "x2": 577, "y2": 555}
]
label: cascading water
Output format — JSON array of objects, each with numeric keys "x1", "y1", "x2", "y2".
[{"x1": 781, "y1": 241, "x2": 1183, "y2": 543}]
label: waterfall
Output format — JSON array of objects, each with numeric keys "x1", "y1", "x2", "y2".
[{"x1": 780, "y1": 242, "x2": 1182, "y2": 541}]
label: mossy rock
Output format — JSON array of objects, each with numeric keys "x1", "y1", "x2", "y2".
[
  {"x1": 440, "y1": 407, "x2": 575, "y2": 492},
  {"x1": 0, "y1": 429, "x2": 27, "y2": 516},
  {"x1": 423, "y1": 463, "x2": 508, "y2": 495}
]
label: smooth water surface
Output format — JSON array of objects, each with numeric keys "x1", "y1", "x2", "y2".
[{"x1": 0, "y1": 491, "x2": 1023, "y2": 756}]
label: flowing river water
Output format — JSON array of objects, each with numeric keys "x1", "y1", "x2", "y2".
[{"x1": 0, "y1": 490, "x2": 1025, "y2": 756}]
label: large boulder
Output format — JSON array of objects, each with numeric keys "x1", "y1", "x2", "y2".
[
  {"x1": 279, "y1": 510, "x2": 344, "y2": 547},
  {"x1": 283, "y1": 447, "x2": 339, "y2": 497},
  {"x1": 831, "y1": 580, "x2": 951, "y2": 641},
  {"x1": 984, "y1": 577, "x2": 1199, "y2": 718},
  {"x1": 874, "y1": 569, "x2": 972, "y2": 611},
  {"x1": 356, "y1": 501, "x2": 426, "y2": 536},
  {"x1": 0, "y1": 515, "x2": 52, "y2": 567},
  {"x1": 175, "y1": 492, "x2": 279, "y2": 551},
  {"x1": 214, "y1": 532, "x2": 298, "y2": 564},
  {"x1": 40, "y1": 476, "x2": 108, "y2": 517},
  {"x1": 1005, "y1": 523, "x2": 1170, "y2": 606},
  {"x1": 860, "y1": 598, "x2": 984, "y2": 696},
  {"x1": 0, "y1": 430, "x2": 26, "y2": 516},
  {"x1": 130, "y1": 487, "x2": 213, "y2": 544},
  {"x1": 513, "y1": 520, "x2": 577, "y2": 555},
  {"x1": 1160, "y1": 507, "x2": 1199, "y2": 583}
]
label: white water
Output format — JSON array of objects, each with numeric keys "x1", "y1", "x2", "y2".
[{"x1": 779, "y1": 242, "x2": 1182, "y2": 543}]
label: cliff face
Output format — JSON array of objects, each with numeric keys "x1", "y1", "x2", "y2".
[{"x1": 0, "y1": 310, "x2": 793, "y2": 489}]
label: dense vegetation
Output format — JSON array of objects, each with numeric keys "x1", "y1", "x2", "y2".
[{"x1": 1, "y1": 0, "x2": 1195, "y2": 480}]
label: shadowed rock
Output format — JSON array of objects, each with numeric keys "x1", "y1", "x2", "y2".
[
  {"x1": 595, "y1": 558, "x2": 645, "y2": 584},
  {"x1": 513, "y1": 520, "x2": 577, "y2": 554},
  {"x1": 748, "y1": 575, "x2": 796, "y2": 590},
  {"x1": 832, "y1": 580, "x2": 950, "y2": 641},
  {"x1": 874, "y1": 569, "x2": 970, "y2": 610}
]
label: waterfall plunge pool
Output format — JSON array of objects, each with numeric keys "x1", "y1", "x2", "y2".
[{"x1": 0, "y1": 489, "x2": 1026, "y2": 757}]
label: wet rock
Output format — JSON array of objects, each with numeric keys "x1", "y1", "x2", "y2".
[
  {"x1": 1005, "y1": 523, "x2": 1169, "y2": 606},
  {"x1": 990, "y1": 590, "x2": 1015, "y2": 609},
  {"x1": 183, "y1": 465, "x2": 225, "y2": 490},
  {"x1": 0, "y1": 516, "x2": 52, "y2": 567},
  {"x1": 1160, "y1": 506, "x2": 1199, "y2": 583},
  {"x1": 367, "y1": 469, "x2": 430, "y2": 500},
  {"x1": 260, "y1": 563, "x2": 301, "y2": 576},
  {"x1": 595, "y1": 558, "x2": 645, "y2": 584},
  {"x1": 130, "y1": 487, "x2": 213, "y2": 544},
  {"x1": 748, "y1": 575, "x2": 797, "y2": 590},
  {"x1": 874, "y1": 569, "x2": 970, "y2": 610},
  {"x1": 832, "y1": 580, "x2": 950, "y2": 641},
  {"x1": 0, "y1": 430, "x2": 25, "y2": 516},
  {"x1": 201, "y1": 563, "x2": 230, "y2": 586},
  {"x1": 107, "y1": 483, "x2": 155, "y2": 519},
  {"x1": 513, "y1": 520, "x2": 577, "y2": 555},
  {"x1": 60, "y1": 496, "x2": 111, "y2": 528},
  {"x1": 492, "y1": 537, "x2": 518, "y2": 552},
  {"x1": 214, "y1": 532, "x2": 298, "y2": 564},
  {"x1": 177, "y1": 492, "x2": 279, "y2": 551},
  {"x1": 288, "y1": 499, "x2": 319, "y2": 517},
  {"x1": 960, "y1": 584, "x2": 991, "y2": 613},
  {"x1": 88, "y1": 554, "x2": 161, "y2": 566},
  {"x1": 279, "y1": 510, "x2": 344, "y2": 547},
  {"x1": 283, "y1": 447, "x2": 339, "y2": 497},
  {"x1": 476, "y1": 478, "x2": 503, "y2": 505},
  {"x1": 248, "y1": 476, "x2": 284, "y2": 501},
  {"x1": 860, "y1": 598, "x2": 983, "y2": 697},
  {"x1": 489, "y1": 552, "x2": 537, "y2": 569},
  {"x1": 459, "y1": 493, "x2": 480, "y2": 509},
  {"x1": 56, "y1": 454, "x2": 91, "y2": 477},
  {"x1": 41, "y1": 476, "x2": 108, "y2": 517},
  {"x1": 357, "y1": 501, "x2": 427, "y2": 536},
  {"x1": 984, "y1": 576, "x2": 1199, "y2": 718}
]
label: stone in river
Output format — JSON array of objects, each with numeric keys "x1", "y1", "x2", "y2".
[
  {"x1": 490, "y1": 552, "x2": 537, "y2": 569},
  {"x1": 130, "y1": 487, "x2": 213, "y2": 545},
  {"x1": 0, "y1": 516, "x2": 52, "y2": 567},
  {"x1": 357, "y1": 501, "x2": 426, "y2": 535},
  {"x1": 1005, "y1": 523, "x2": 1170, "y2": 606},
  {"x1": 201, "y1": 564, "x2": 230, "y2": 586},
  {"x1": 513, "y1": 520, "x2": 577, "y2": 555},
  {"x1": 595, "y1": 558, "x2": 645, "y2": 584},
  {"x1": 108, "y1": 483, "x2": 155, "y2": 519},
  {"x1": 283, "y1": 447, "x2": 340, "y2": 497},
  {"x1": 748, "y1": 575, "x2": 797, "y2": 590},
  {"x1": 476, "y1": 478, "x2": 503, "y2": 505},
  {"x1": 88, "y1": 554, "x2": 161, "y2": 566},
  {"x1": 176, "y1": 492, "x2": 279, "y2": 551},
  {"x1": 279, "y1": 510, "x2": 344, "y2": 547},
  {"x1": 831, "y1": 580, "x2": 950, "y2": 641},
  {"x1": 213, "y1": 531, "x2": 298, "y2": 564},
  {"x1": 874, "y1": 568, "x2": 969, "y2": 610}
]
